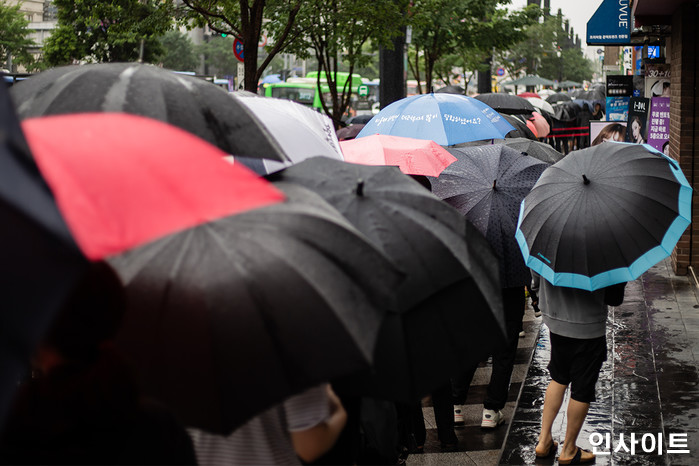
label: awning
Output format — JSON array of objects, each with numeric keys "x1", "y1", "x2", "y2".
[{"x1": 586, "y1": 0, "x2": 632, "y2": 45}]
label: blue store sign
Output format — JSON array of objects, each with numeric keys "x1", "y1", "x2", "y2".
[{"x1": 587, "y1": 0, "x2": 631, "y2": 45}]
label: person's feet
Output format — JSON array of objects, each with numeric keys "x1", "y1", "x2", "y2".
[
  {"x1": 534, "y1": 439, "x2": 558, "y2": 458},
  {"x1": 557, "y1": 446, "x2": 595, "y2": 464},
  {"x1": 480, "y1": 408, "x2": 505, "y2": 428},
  {"x1": 453, "y1": 405, "x2": 464, "y2": 425}
]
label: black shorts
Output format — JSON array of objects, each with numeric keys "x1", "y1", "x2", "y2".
[{"x1": 548, "y1": 332, "x2": 607, "y2": 403}]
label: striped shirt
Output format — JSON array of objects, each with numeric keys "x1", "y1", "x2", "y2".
[{"x1": 188, "y1": 384, "x2": 331, "y2": 465}]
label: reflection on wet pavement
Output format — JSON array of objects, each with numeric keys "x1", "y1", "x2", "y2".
[{"x1": 502, "y1": 259, "x2": 699, "y2": 465}]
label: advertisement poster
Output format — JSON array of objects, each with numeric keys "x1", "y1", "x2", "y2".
[
  {"x1": 645, "y1": 77, "x2": 671, "y2": 98},
  {"x1": 590, "y1": 121, "x2": 627, "y2": 146},
  {"x1": 647, "y1": 97, "x2": 671, "y2": 155},
  {"x1": 626, "y1": 97, "x2": 650, "y2": 144},
  {"x1": 606, "y1": 96, "x2": 630, "y2": 121},
  {"x1": 606, "y1": 75, "x2": 634, "y2": 97}
]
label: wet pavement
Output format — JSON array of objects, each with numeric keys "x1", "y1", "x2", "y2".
[{"x1": 408, "y1": 258, "x2": 699, "y2": 465}]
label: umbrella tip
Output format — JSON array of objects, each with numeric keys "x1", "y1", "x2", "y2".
[
  {"x1": 582, "y1": 174, "x2": 590, "y2": 185},
  {"x1": 522, "y1": 151, "x2": 528, "y2": 156},
  {"x1": 356, "y1": 179, "x2": 365, "y2": 196},
  {"x1": 493, "y1": 179, "x2": 497, "y2": 190}
]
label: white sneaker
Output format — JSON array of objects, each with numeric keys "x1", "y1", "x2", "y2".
[
  {"x1": 453, "y1": 405, "x2": 464, "y2": 425},
  {"x1": 481, "y1": 409, "x2": 504, "y2": 428}
]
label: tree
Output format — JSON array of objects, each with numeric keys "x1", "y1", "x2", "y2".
[
  {"x1": 157, "y1": 30, "x2": 198, "y2": 72},
  {"x1": 179, "y1": 0, "x2": 304, "y2": 92},
  {"x1": 44, "y1": 0, "x2": 174, "y2": 65},
  {"x1": 407, "y1": 0, "x2": 537, "y2": 93},
  {"x1": 0, "y1": 0, "x2": 36, "y2": 71},
  {"x1": 286, "y1": 0, "x2": 404, "y2": 127}
]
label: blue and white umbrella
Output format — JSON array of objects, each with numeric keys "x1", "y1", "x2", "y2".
[
  {"x1": 356, "y1": 93, "x2": 515, "y2": 145},
  {"x1": 516, "y1": 142, "x2": 692, "y2": 291}
]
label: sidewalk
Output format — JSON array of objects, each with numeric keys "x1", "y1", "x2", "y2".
[
  {"x1": 407, "y1": 257, "x2": 699, "y2": 465},
  {"x1": 502, "y1": 258, "x2": 699, "y2": 465},
  {"x1": 407, "y1": 301, "x2": 543, "y2": 465}
]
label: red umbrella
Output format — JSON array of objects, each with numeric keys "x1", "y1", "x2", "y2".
[
  {"x1": 517, "y1": 92, "x2": 541, "y2": 99},
  {"x1": 528, "y1": 111, "x2": 551, "y2": 138},
  {"x1": 340, "y1": 134, "x2": 457, "y2": 177},
  {"x1": 22, "y1": 113, "x2": 285, "y2": 260}
]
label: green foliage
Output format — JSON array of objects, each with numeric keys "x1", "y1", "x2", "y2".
[
  {"x1": 286, "y1": 0, "x2": 404, "y2": 126},
  {"x1": 157, "y1": 30, "x2": 198, "y2": 72},
  {"x1": 408, "y1": 0, "x2": 538, "y2": 92},
  {"x1": 0, "y1": 0, "x2": 36, "y2": 71},
  {"x1": 196, "y1": 35, "x2": 239, "y2": 77},
  {"x1": 44, "y1": 0, "x2": 174, "y2": 65}
]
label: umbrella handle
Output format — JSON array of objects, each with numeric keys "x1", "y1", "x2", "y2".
[{"x1": 582, "y1": 174, "x2": 590, "y2": 185}]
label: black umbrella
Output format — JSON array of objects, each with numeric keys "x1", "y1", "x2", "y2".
[
  {"x1": 108, "y1": 182, "x2": 403, "y2": 434},
  {"x1": 268, "y1": 158, "x2": 505, "y2": 401},
  {"x1": 495, "y1": 137, "x2": 564, "y2": 164},
  {"x1": 474, "y1": 93, "x2": 536, "y2": 115},
  {"x1": 516, "y1": 142, "x2": 692, "y2": 291},
  {"x1": 552, "y1": 101, "x2": 580, "y2": 123},
  {"x1": 0, "y1": 84, "x2": 89, "y2": 427},
  {"x1": 430, "y1": 144, "x2": 549, "y2": 289},
  {"x1": 10, "y1": 63, "x2": 288, "y2": 161},
  {"x1": 501, "y1": 113, "x2": 537, "y2": 140},
  {"x1": 434, "y1": 85, "x2": 465, "y2": 94},
  {"x1": 546, "y1": 92, "x2": 572, "y2": 104}
]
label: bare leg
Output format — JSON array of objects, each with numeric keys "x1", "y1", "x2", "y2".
[
  {"x1": 559, "y1": 399, "x2": 591, "y2": 460},
  {"x1": 535, "y1": 380, "x2": 567, "y2": 454}
]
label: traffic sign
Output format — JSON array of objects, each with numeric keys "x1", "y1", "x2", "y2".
[
  {"x1": 358, "y1": 84, "x2": 369, "y2": 97},
  {"x1": 496, "y1": 67, "x2": 505, "y2": 77},
  {"x1": 233, "y1": 38, "x2": 244, "y2": 62}
]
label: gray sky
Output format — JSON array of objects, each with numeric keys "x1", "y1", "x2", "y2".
[{"x1": 508, "y1": 0, "x2": 604, "y2": 59}]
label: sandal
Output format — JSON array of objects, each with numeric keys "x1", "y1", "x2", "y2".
[
  {"x1": 557, "y1": 447, "x2": 595, "y2": 464},
  {"x1": 535, "y1": 439, "x2": 558, "y2": 458}
]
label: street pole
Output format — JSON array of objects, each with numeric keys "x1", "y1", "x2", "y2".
[{"x1": 379, "y1": 26, "x2": 406, "y2": 109}]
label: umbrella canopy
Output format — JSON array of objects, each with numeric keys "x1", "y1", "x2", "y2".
[
  {"x1": 22, "y1": 113, "x2": 285, "y2": 260},
  {"x1": 524, "y1": 97, "x2": 555, "y2": 116},
  {"x1": 529, "y1": 111, "x2": 551, "y2": 138},
  {"x1": 556, "y1": 80, "x2": 582, "y2": 89},
  {"x1": 430, "y1": 144, "x2": 549, "y2": 288},
  {"x1": 356, "y1": 93, "x2": 515, "y2": 145},
  {"x1": 473, "y1": 93, "x2": 536, "y2": 115},
  {"x1": 109, "y1": 182, "x2": 403, "y2": 434},
  {"x1": 0, "y1": 83, "x2": 89, "y2": 428},
  {"x1": 516, "y1": 142, "x2": 692, "y2": 291},
  {"x1": 495, "y1": 137, "x2": 564, "y2": 164},
  {"x1": 229, "y1": 95, "x2": 344, "y2": 175},
  {"x1": 347, "y1": 114, "x2": 374, "y2": 125},
  {"x1": 552, "y1": 101, "x2": 580, "y2": 123},
  {"x1": 517, "y1": 92, "x2": 541, "y2": 99},
  {"x1": 501, "y1": 114, "x2": 537, "y2": 140},
  {"x1": 339, "y1": 134, "x2": 457, "y2": 177},
  {"x1": 10, "y1": 63, "x2": 288, "y2": 161},
  {"x1": 336, "y1": 124, "x2": 365, "y2": 141},
  {"x1": 434, "y1": 85, "x2": 465, "y2": 94},
  {"x1": 502, "y1": 75, "x2": 556, "y2": 87},
  {"x1": 268, "y1": 158, "x2": 505, "y2": 401},
  {"x1": 546, "y1": 92, "x2": 573, "y2": 104}
]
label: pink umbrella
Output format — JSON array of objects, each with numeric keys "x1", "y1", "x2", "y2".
[
  {"x1": 340, "y1": 134, "x2": 457, "y2": 177},
  {"x1": 518, "y1": 92, "x2": 541, "y2": 99},
  {"x1": 528, "y1": 111, "x2": 550, "y2": 138}
]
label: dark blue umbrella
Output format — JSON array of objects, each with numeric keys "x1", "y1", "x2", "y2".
[
  {"x1": 356, "y1": 93, "x2": 515, "y2": 145},
  {"x1": 429, "y1": 144, "x2": 549, "y2": 288},
  {"x1": 516, "y1": 142, "x2": 692, "y2": 291}
]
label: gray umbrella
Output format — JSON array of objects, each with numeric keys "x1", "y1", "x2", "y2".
[
  {"x1": 474, "y1": 93, "x2": 536, "y2": 115},
  {"x1": 10, "y1": 63, "x2": 288, "y2": 161},
  {"x1": 430, "y1": 144, "x2": 549, "y2": 288},
  {"x1": 493, "y1": 137, "x2": 564, "y2": 164}
]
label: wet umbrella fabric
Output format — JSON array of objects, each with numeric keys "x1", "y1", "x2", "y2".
[
  {"x1": 516, "y1": 142, "x2": 692, "y2": 291},
  {"x1": 524, "y1": 97, "x2": 555, "y2": 116},
  {"x1": 0, "y1": 83, "x2": 88, "y2": 427},
  {"x1": 336, "y1": 124, "x2": 365, "y2": 141},
  {"x1": 434, "y1": 85, "x2": 465, "y2": 94},
  {"x1": 22, "y1": 113, "x2": 286, "y2": 260},
  {"x1": 517, "y1": 92, "x2": 541, "y2": 99},
  {"x1": 430, "y1": 144, "x2": 549, "y2": 288},
  {"x1": 495, "y1": 137, "x2": 564, "y2": 164},
  {"x1": 108, "y1": 182, "x2": 403, "y2": 434},
  {"x1": 501, "y1": 114, "x2": 537, "y2": 140},
  {"x1": 268, "y1": 158, "x2": 505, "y2": 401},
  {"x1": 10, "y1": 63, "x2": 288, "y2": 161},
  {"x1": 339, "y1": 134, "x2": 457, "y2": 177},
  {"x1": 546, "y1": 92, "x2": 573, "y2": 104},
  {"x1": 552, "y1": 101, "x2": 580, "y2": 123},
  {"x1": 356, "y1": 93, "x2": 515, "y2": 145},
  {"x1": 473, "y1": 93, "x2": 536, "y2": 115},
  {"x1": 231, "y1": 95, "x2": 344, "y2": 175}
]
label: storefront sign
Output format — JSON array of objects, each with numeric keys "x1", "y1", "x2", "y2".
[
  {"x1": 647, "y1": 97, "x2": 671, "y2": 155},
  {"x1": 587, "y1": 0, "x2": 631, "y2": 45}
]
